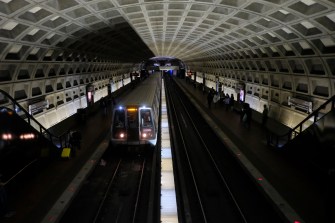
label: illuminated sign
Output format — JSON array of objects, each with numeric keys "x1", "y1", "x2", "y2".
[{"x1": 28, "y1": 100, "x2": 49, "y2": 115}]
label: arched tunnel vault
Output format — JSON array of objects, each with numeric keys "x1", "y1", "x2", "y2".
[{"x1": 0, "y1": 0, "x2": 334, "y2": 128}]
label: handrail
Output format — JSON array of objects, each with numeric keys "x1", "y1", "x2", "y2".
[
  {"x1": 267, "y1": 94, "x2": 335, "y2": 148},
  {"x1": 290, "y1": 95, "x2": 335, "y2": 136},
  {"x1": 0, "y1": 89, "x2": 67, "y2": 149}
]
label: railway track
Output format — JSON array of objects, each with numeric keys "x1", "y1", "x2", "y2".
[
  {"x1": 60, "y1": 149, "x2": 157, "y2": 223},
  {"x1": 165, "y1": 76, "x2": 285, "y2": 223},
  {"x1": 93, "y1": 157, "x2": 146, "y2": 223}
]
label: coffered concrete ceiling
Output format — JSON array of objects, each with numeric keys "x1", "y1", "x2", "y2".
[
  {"x1": 0, "y1": 0, "x2": 334, "y2": 62},
  {"x1": 0, "y1": 0, "x2": 334, "y2": 130}
]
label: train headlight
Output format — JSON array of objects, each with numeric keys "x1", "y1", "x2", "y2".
[
  {"x1": 2, "y1": 133, "x2": 13, "y2": 140},
  {"x1": 119, "y1": 133, "x2": 125, "y2": 138},
  {"x1": 141, "y1": 128, "x2": 153, "y2": 139}
]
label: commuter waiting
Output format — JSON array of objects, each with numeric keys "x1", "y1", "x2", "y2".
[
  {"x1": 224, "y1": 93, "x2": 230, "y2": 110},
  {"x1": 229, "y1": 94, "x2": 235, "y2": 111},
  {"x1": 241, "y1": 103, "x2": 252, "y2": 129},
  {"x1": 207, "y1": 89, "x2": 214, "y2": 109},
  {"x1": 213, "y1": 91, "x2": 220, "y2": 108},
  {"x1": 262, "y1": 104, "x2": 269, "y2": 127}
]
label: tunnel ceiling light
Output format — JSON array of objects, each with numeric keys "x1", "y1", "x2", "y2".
[
  {"x1": 283, "y1": 44, "x2": 293, "y2": 51},
  {"x1": 279, "y1": 9, "x2": 289, "y2": 15},
  {"x1": 299, "y1": 41, "x2": 311, "y2": 49},
  {"x1": 47, "y1": 33, "x2": 55, "y2": 39},
  {"x1": 9, "y1": 45, "x2": 22, "y2": 53},
  {"x1": 270, "y1": 46, "x2": 278, "y2": 52},
  {"x1": 29, "y1": 6, "x2": 42, "y2": 14},
  {"x1": 301, "y1": 21, "x2": 315, "y2": 29},
  {"x1": 50, "y1": 16, "x2": 60, "y2": 21},
  {"x1": 45, "y1": 50, "x2": 54, "y2": 57},
  {"x1": 2, "y1": 21, "x2": 18, "y2": 30},
  {"x1": 28, "y1": 28, "x2": 39, "y2": 36},
  {"x1": 29, "y1": 47, "x2": 39, "y2": 55},
  {"x1": 301, "y1": 0, "x2": 316, "y2": 6},
  {"x1": 326, "y1": 12, "x2": 335, "y2": 22},
  {"x1": 320, "y1": 37, "x2": 335, "y2": 47},
  {"x1": 282, "y1": 27, "x2": 292, "y2": 34}
]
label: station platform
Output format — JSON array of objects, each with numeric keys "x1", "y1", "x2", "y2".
[{"x1": 175, "y1": 77, "x2": 333, "y2": 223}]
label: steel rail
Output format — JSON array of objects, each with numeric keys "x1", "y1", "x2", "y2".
[
  {"x1": 93, "y1": 159, "x2": 122, "y2": 223},
  {"x1": 166, "y1": 79, "x2": 208, "y2": 223},
  {"x1": 3, "y1": 158, "x2": 38, "y2": 185},
  {"x1": 176, "y1": 89, "x2": 248, "y2": 223},
  {"x1": 164, "y1": 78, "x2": 193, "y2": 223},
  {"x1": 132, "y1": 158, "x2": 146, "y2": 223}
]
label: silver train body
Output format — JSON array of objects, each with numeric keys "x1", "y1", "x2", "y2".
[{"x1": 110, "y1": 73, "x2": 161, "y2": 147}]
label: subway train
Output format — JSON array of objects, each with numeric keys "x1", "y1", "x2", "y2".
[{"x1": 110, "y1": 72, "x2": 161, "y2": 147}]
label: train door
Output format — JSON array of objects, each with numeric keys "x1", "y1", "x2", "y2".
[{"x1": 126, "y1": 106, "x2": 139, "y2": 142}]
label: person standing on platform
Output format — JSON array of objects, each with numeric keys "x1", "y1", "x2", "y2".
[
  {"x1": 213, "y1": 91, "x2": 220, "y2": 108},
  {"x1": 69, "y1": 130, "x2": 82, "y2": 157},
  {"x1": 262, "y1": 104, "x2": 269, "y2": 127},
  {"x1": 245, "y1": 104, "x2": 252, "y2": 128},
  {"x1": 241, "y1": 103, "x2": 252, "y2": 129},
  {"x1": 111, "y1": 96, "x2": 116, "y2": 107},
  {"x1": 100, "y1": 98, "x2": 107, "y2": 115},
  {"x1": 210, "y1": 87, "x2": 215, "y2": 94},
  {"x1": 229, "y1": 94, "x2": 235, "y2": 111},
  {"x1": 207, "y1": 90, "x2": 214, "y2": 109},
  {"x1": 219, "y1": 91, "x2": 225, "y2": 105},
  {"x1": 224, "y1": 94, "x2": 230, "y2": 111}
]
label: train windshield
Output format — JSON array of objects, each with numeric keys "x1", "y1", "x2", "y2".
[
  {"x1": 140, "y1": 109, "x2": 153, "y2": 127},
  {"x1": 112, "y1": 108, "x2": 126, "y2": 140},
  {"x1": 140, "y1": 109, "x2": 154, "y2": 139},
  {"x1": 113, "y1": 109, "x2": 125, "y2": 128}
]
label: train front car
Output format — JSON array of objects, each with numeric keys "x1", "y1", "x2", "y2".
[{"x1": 110, "y1": 73, "x2": 161, "y2": 148}]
